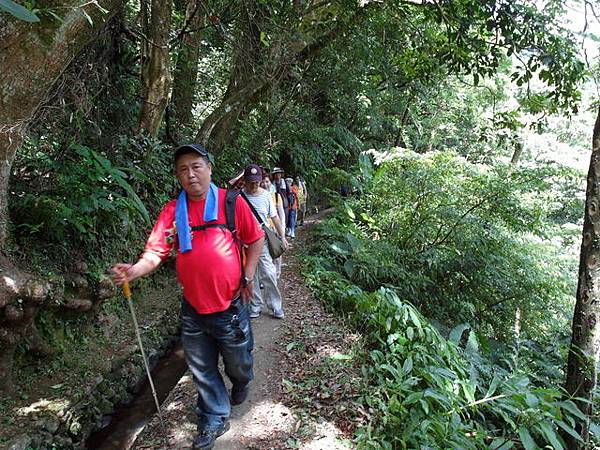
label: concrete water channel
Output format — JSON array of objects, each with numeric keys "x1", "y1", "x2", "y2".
[{"x1": 86, "y1": 342, "x2": 187, "y2": 450}]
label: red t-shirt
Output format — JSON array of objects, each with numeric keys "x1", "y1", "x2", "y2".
[{"x1": 143, "y1": 189, "x2": 263, "y2": 314}]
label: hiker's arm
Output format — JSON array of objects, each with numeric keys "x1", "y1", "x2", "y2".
[
  {"x1": 111, "y1": 202, "x2": 176, "y2": 286},
  {"x1": 239, "y1": 236, "x2": 264, "y2": 303},
  {"x1": 244, "y1": 237, "x2": 263, "y2": 280},
  {"x1": 271, "y1": 216, "x2": 289, "y2": 248},
  {"x1": 111, "y1": 253, "x2": 162, "y2": 286},
  {"x1": 276, "y1": 198, "x2": 286, "y2": 230}
]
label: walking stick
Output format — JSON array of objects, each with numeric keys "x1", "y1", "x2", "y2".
[{"x1": 122, "y1": 277, "x2": 166, "y2": 431}]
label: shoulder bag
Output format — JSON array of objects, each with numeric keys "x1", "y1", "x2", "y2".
[{"x1": 241, "y1": 191, "x2": 286, "y2": 259}]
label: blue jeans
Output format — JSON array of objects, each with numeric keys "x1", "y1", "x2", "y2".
[
  {"x1": 287, "y1": 209, "x2": 297, "y2": 237},
  {"x1": 181, "y1": 298, "x2": 254, "y2": 431}
]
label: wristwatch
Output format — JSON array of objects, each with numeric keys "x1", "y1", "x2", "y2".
[{"x1": 242, "y1": 276, "x2": 253, "y2": 287}]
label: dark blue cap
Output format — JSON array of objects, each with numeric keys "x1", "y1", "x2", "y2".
[{"x1": 174, "y1": 144, "x2": 214, "y2": 165}]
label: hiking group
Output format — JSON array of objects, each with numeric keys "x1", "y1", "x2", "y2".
[{"x1": 110, "y1": 143, "x2": 309, "y2": 450}]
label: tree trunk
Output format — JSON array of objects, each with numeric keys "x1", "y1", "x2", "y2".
[
  {"x1": 195, "y1": 79, "x2": 271, "y2": 151},
  {"x1": 171, "y1": 0, "x2": 205, "y2": 131},
  {"x1": 510, "y1": 141, "x2": 523, "y2": 165},
  {"x1": 563, "y1": 106, "x2": 600, "y2": 446},
  {"x1": 138, "y1": 0, "x2": 173, "y2": 136},
  {"x1": 194, "y1": 0, "x2": 267, "y2": 152},
  {"x1": 0, "y1": 262, "x2": 55, "y2": 394},
  {"x1": 394, "y1": 104, "x2": 411, "y2": 148},
  {"x1": 195, "y1": 1, "x2": 361, "y2": 154},
  {"x1": 0, "y1": 0, "x2": 124, "y2": 395}
]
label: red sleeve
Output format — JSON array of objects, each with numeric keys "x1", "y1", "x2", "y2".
[
  {"x1": 143, "y1": 200, "x2": 177, "y2": 260},
  {"x1": 235, "y1": 196, "x2": 264, "y2": 245}
]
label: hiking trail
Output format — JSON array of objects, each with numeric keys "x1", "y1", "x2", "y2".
[{"x1": 131, "y1": 212, "x2": 364, "y2": 450}]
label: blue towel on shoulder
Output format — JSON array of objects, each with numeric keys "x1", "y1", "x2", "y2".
[{"x1": 175, "y1": 183, "x2": 219, "y2": 253}]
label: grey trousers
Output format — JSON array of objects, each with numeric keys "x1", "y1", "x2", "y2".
[
  {"x1": 250, "y1": 243, "x2": 284, "y2": 315},
  {"x1": 273, "y1": 256, "x2": 282, "y2": 279}
]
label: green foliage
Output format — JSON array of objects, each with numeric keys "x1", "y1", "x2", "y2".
[
  {"x1": 285, "y1": 123, "x2": 363, "y2": 175},
  {"x1": 301, "y1": 147, "x2": 587, "y2": 446},
  {"x1": 12, "y1": 143, "x2": 146, "y2": 245},
  {"x1": 235, "y1": 96, "x2": 365, "y2": 185},
  {"x1": 2, "y1": 0, "x2": 593, "y2": 444},
  {"x1": 9, "y1": 135, "x2": 176, "y2": 267},
  {"x1": 113, "y1": 135, "x2": 178, "y2": 216},
  {"x1": 240, "y1": 0, "x2": 587, "y2": 180},
  {"x1": 302, "y1": 263, "x2": 583, "y2": 448},
  {"x1": 316, "y1": 150, "x2": 575, "y2": 343},
  {"x1": 312, "y1": 168, "x2": 355, "y2": 206},
  {"x1": 416, "y1": 0, "x2": 586, "y2": 113}
]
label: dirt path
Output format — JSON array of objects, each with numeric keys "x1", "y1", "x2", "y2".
[{"x1": 132, "y1": 213, "x2": 361, "y2": 450}]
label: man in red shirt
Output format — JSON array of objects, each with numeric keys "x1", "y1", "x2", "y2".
[{"x1": 111, "y1": 144, "x2": 264, "y2": 450}]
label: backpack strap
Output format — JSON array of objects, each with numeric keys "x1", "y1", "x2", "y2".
[
  {"x1": 185, "y1": 189, "x2": 238, "y2": 234},
  {"x1": 191, "y1": 223, "x2": 228, "y2": 231},
  {"x1": 225, "y1": 189, "x2": 239, "y2": 233},
  {"x1": 239, "y1": 191, "x2": 266, "y2": 227},
  {"x1": 225, "y1": 189, "x2": 246, "y2": 288}
]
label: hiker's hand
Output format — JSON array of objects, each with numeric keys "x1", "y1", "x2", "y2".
[
  {"x1": 110, "y1": 263, "x2": 133, "y2": 286},
  {"x1": 239, "y1": 282, "x2": 254, "y2": 305},
  {"x1": 110, "y1": 254, "x2": 161, "y2": 287},
  {"x1": 282, "y1": 237, "x2": 289, "y2": 249}
]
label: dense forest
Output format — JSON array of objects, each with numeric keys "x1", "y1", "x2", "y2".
[{"x1": 2, "y1": 0, "x2": 600, "y2": 448}]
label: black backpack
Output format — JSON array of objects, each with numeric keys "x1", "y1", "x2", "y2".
[
  {"x1": 276, "y1": 182, "x2": 290, "y2": 209},
  {"x1": 189, "y1": 189, "x2": 240, "y2": 236}
]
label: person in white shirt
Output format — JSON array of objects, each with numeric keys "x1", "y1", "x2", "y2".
[
  {"x1": 242, "y1": 164, "x2": 288, "y2": 319},
  {"x1": 261, "y1": 173, "x2": 286, "y2": 279}
]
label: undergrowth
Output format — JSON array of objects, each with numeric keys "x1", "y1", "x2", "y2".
[{"x1": 302, "y1": 149, "x2": 595, "y2": 449}]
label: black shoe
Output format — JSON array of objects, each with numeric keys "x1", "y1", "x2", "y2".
[
  {"x1": 230, "y1": 383, "x2": 250, "y2": 405},
  {"x1": 193, "y1": 420, "x2": 230, "y2": 450}
]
